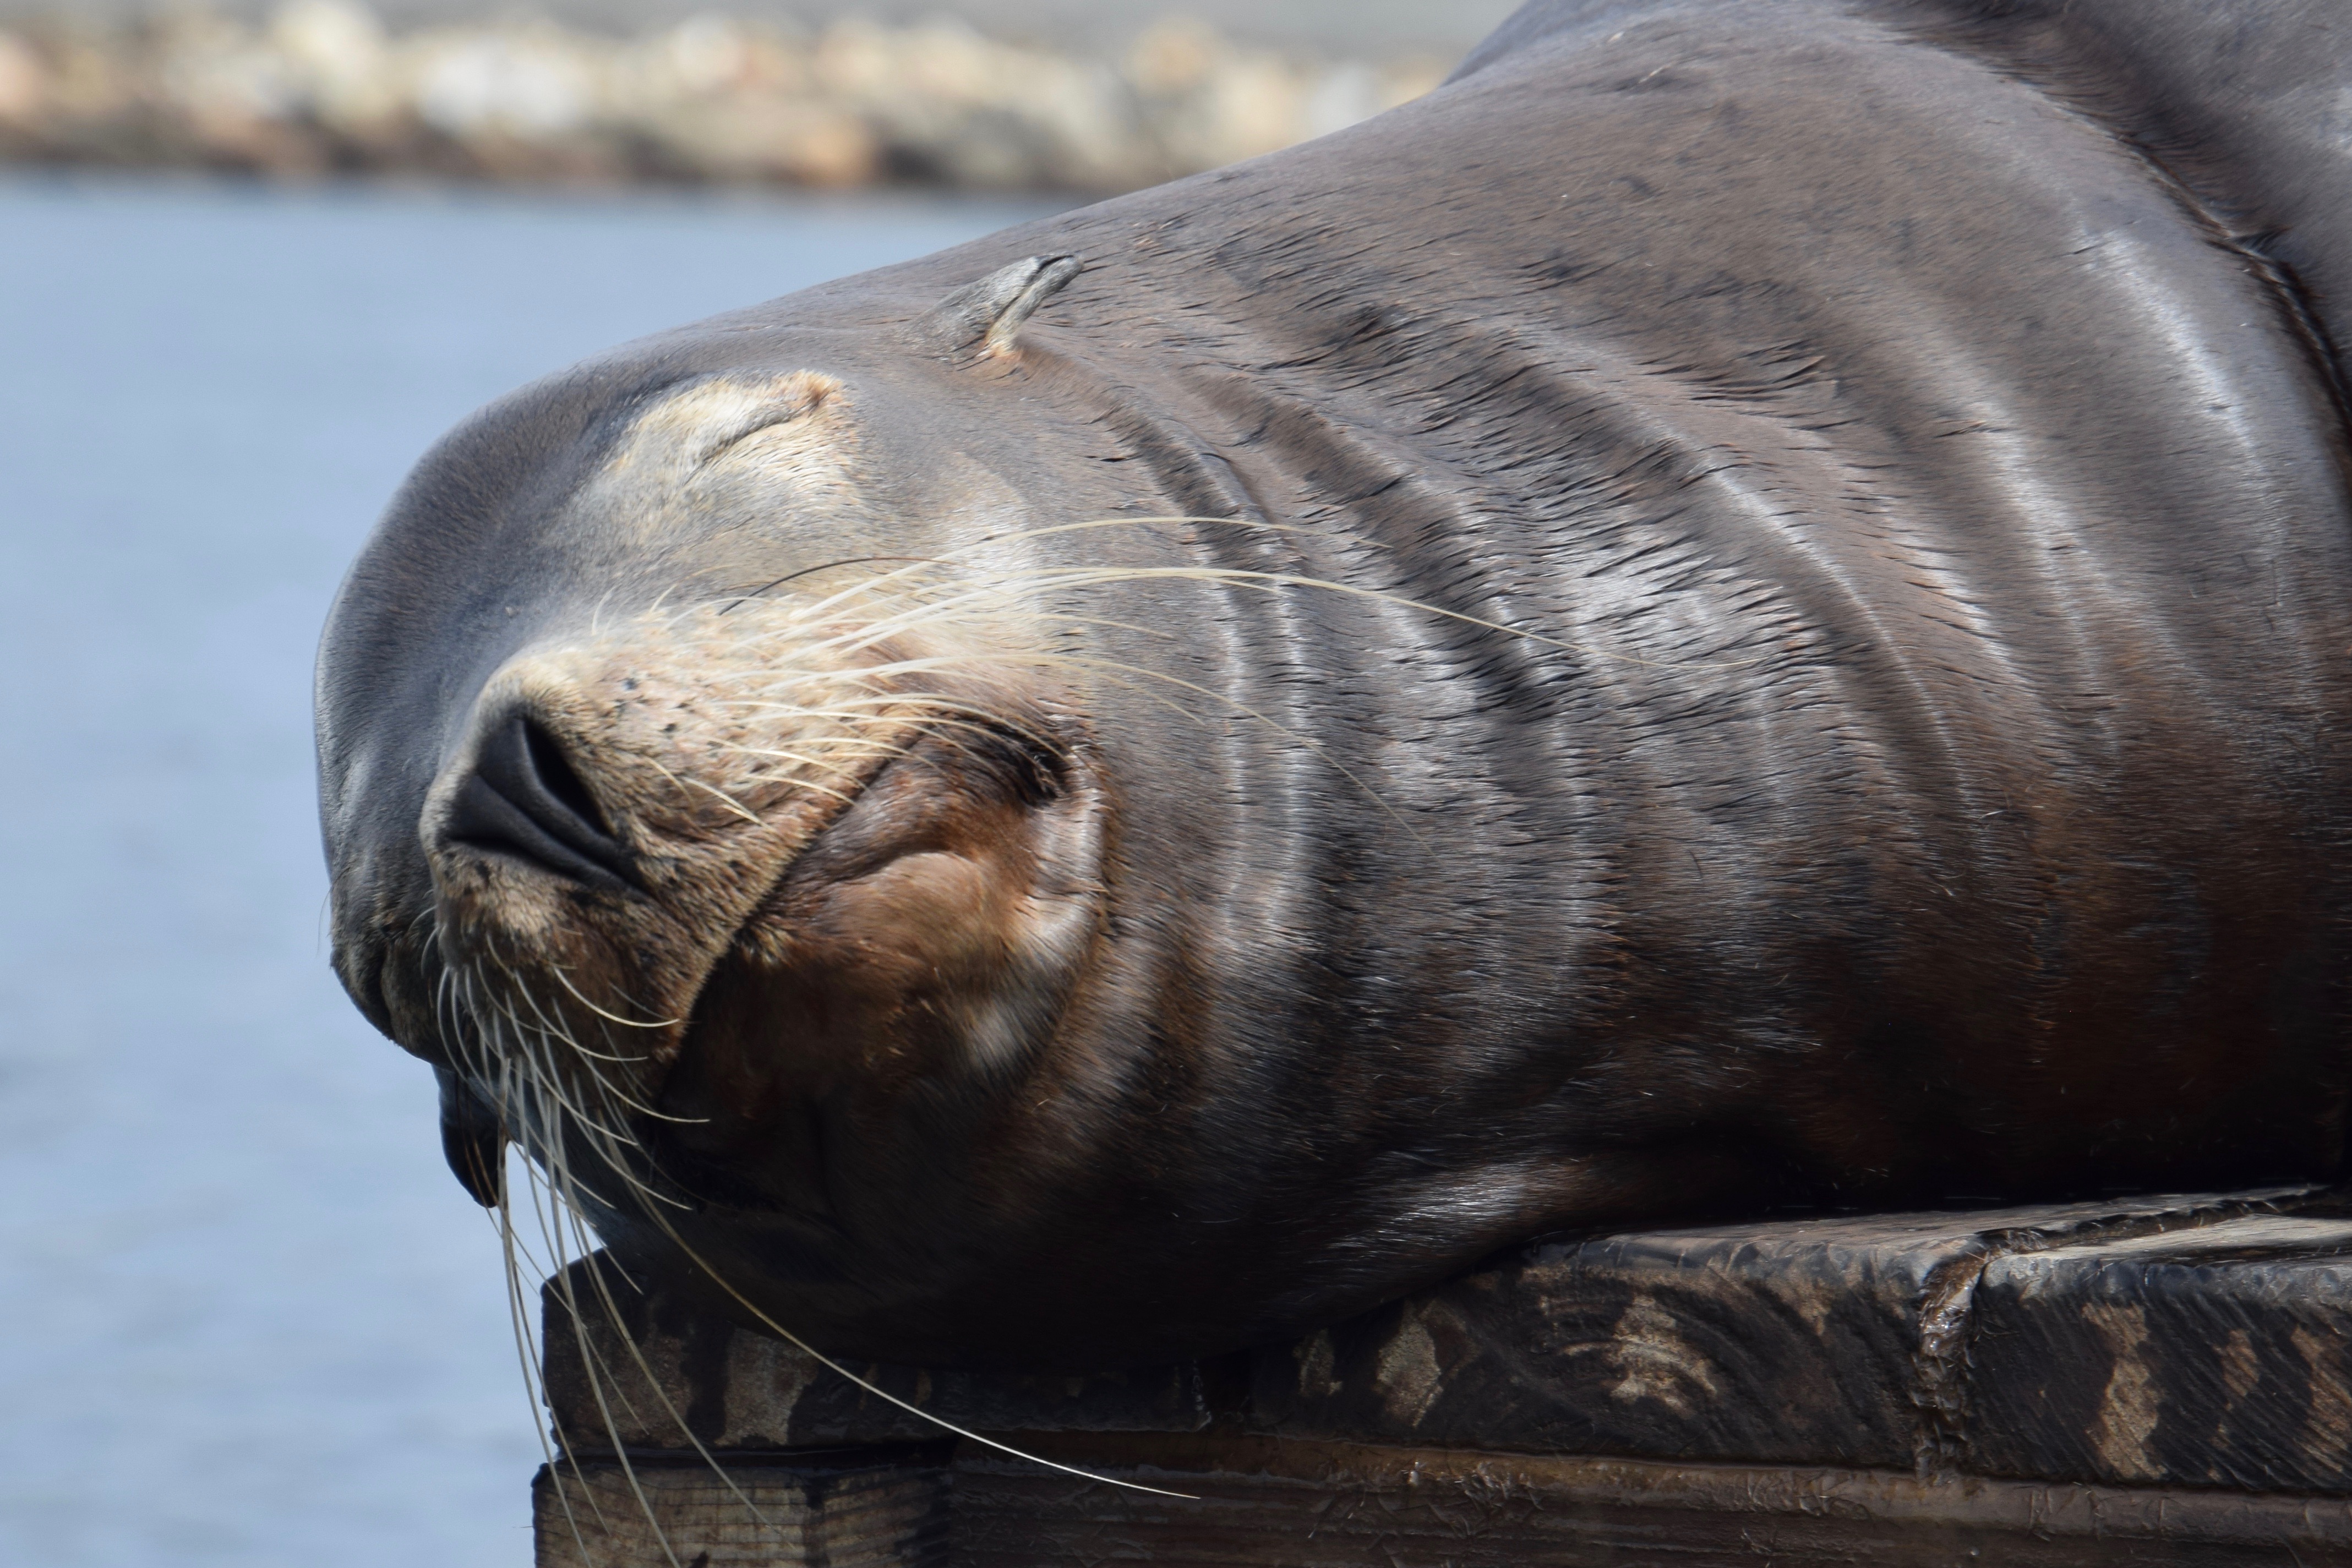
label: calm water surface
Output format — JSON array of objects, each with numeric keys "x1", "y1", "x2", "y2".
[{"x1": 0, "y1": 173, "x2": 1056, "y2": 1566}]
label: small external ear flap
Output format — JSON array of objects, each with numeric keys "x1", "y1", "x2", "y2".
[{"x1": 913, "y1": 254, "x2": 1082, "y2": 359}]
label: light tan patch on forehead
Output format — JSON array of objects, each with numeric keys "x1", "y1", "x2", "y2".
[
  {"x1": 614, "y1": 371, "x2": 842, "y2": 471},
  {"x1": 581, "y1": 370, "x2": 863, "y2": 547}
]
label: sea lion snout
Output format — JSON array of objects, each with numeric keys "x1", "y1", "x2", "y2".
[{"x1": 406, "y1": 597, "x2": 1109, "y2": 1219}]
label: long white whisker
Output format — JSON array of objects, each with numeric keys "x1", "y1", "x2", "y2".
[
  {"x1": 547, "y1": 964, "x2": 680, "y2": 1032},
  {"x1": 532, "y1": 1151, "x2": 687, "y2": 1568},
  {"x1": 642, "y1": 1208, "x2": 1203, "y2": 1503}
]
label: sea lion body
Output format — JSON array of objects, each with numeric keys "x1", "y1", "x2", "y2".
[{"x1": 321, "y1": 0, "x2": 2352, "y2": 1368}]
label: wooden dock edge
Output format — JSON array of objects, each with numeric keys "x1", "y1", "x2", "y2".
[{"x1": 536, "y1": 1430, "x2": 2352, "y2": 1565}]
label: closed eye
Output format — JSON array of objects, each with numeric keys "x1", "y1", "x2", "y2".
[{"x1": 695, "y1": 409, "x2": 810, "y2": 467}]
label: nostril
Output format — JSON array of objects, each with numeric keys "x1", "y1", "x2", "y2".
[
  {"x1": 521, "y1": 718, "x2": 610, "y2": 839},
  {"x1": 445, "y1": 716, "x2": 637, "y2": 890}
]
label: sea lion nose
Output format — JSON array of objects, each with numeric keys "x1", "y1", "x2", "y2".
[{"x1": 444, "y1": 714, "x2": 636, "y2": 890}]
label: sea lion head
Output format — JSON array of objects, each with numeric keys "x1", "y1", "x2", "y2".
[{"x1": 319, "y1": 257, "x2": 1179, "y2": 1364}]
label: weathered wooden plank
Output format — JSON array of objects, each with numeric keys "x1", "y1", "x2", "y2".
[
  {"x1": 539, "y1": 1254, "x2": 1209, "y2": 1451},
  {"x1": 541, "y1": 1434, "x2": 2352, "y2": 1567},
  {"x1": 533, "y1": 1445, "x2": 952, "y2": 1568},
  {"x1": 537, "y1": 1185, "x2": 2352, "y2": 1564},
  {"x1": 1966, "y1": 1212, "x2": 2352, "y2": 1491},
  {"x1": 952, "y1": 1434, "x2": 2352, "y2": 1565},
  {"x1": 545, "y1": 1190, "x2": 2318, "y2": 1467},
  {"x1": 1245, "y1": 1189, "x2": 2319, "y2": 1470}
]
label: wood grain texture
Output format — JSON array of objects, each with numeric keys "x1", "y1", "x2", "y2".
[
  {"x1": 544, "y1": 1189, "x2": 2323, "y2": 1471},
  {"x1": 956, "y1": 1437, "x2": 2352, "y2": 1566},
  {"x1": 1243, "y1": 1190, "x2": 2317, "y2": 1470},
  {"x1": 537, "y1": 1435, "x2": 2352, "y2": 1567},
  {"x1": 533, "y1": 1446, "x2": 952, "y2": 1567},
  {"x1": 539, "y1": 1254, "x2": 1208, "y2": 1452},
  {"x1": 1967, "y1": 1212, "x2": 2352, "y2": 1491},
  {"x1": 537, "y1": 1188, "x2": 2352, "y2": 1562}
]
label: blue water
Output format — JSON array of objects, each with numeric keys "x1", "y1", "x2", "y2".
[{"x1": 0, "y1": 174, "x2": 1056, "y2": 1567}]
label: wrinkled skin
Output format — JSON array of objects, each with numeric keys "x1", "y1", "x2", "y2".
[{"x1": 321, "y1": 0, "x2": 2352, "y2": 1369}]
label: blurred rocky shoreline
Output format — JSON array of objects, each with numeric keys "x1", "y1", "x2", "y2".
[{"x1": 0, "y1": 1, "x2": 1454, "y2": 192}]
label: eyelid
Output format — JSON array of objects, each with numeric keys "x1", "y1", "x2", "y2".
[
  {"x1": 696, "y1": 408, "x2": 805, "y2": 466},
  {"x1": 692, "y1": 378, "x2": 841, "y2": 467}
]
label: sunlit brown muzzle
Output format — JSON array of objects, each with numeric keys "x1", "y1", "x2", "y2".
[
  {"x1": 414, "y1": 606, "x2": 947, "y2": 1121},
  {"x1": 400, "y1": 596, "x2": 1104, "y2": 1217}
]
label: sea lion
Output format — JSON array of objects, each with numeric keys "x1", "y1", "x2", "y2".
[{"x1": 320, "y1": 0, "x2": 2352, "y2": 1370}]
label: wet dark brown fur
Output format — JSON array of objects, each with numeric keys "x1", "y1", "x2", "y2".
[{"x1": 320, "y1": 0, "x2": 2352, "y2": 1369}]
